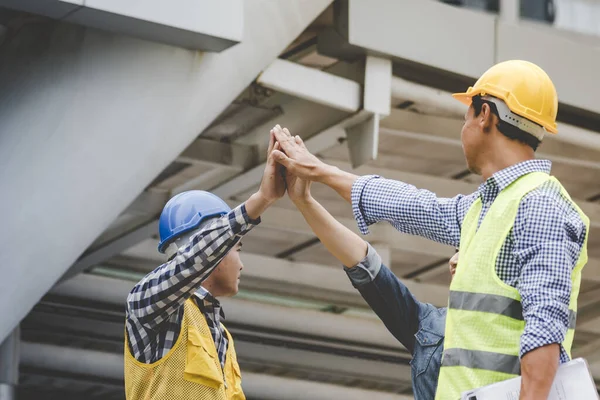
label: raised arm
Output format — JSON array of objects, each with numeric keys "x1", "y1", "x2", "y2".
[
  {"x1": 286, "y1": 162, "x2": 430, "y2": 351},
  {"x1": 272, "y1": 125, "x2": 475, "y2": 247},
  {"x1": 127, "y1": 132, "x2": 286, "y2": 331}
]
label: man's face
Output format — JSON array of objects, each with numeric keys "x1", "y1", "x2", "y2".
[
  {"x1": 460, "y1": 105, "x2": 486, "y2": 175},
  {"x1": 208, "y1": 242, "x2": 244, "y2": 297}
]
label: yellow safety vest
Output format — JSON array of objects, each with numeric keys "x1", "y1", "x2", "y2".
[
  {"x1": 435, "y1": 172, "x2": 589, "y2": 400},
  {"x1": 125, "y1": 299, "x2": 245, "y2": 400}
]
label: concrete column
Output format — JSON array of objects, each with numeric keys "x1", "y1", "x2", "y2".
[
  {"x1": 0, "y1": 328, "x2": 19, "y2": 400},
  {"x1": 0, "y1": 0, "x2": 333, "y2": 342},
  {"x1": 500, "y1": 0, "x2": 520, "y2": 22}
]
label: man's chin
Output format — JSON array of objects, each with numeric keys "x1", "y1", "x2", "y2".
[{"x1": 227, "y1": 284, "x2": 240, "y2": 297}]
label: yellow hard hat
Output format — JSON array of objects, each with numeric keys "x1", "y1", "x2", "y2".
[{"x1": 453, "y1": 60, "x2": 558, "y2": 134}]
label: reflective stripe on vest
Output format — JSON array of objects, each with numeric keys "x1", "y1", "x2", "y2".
[
  {"x1": 442, "y1": 348, "x2": 521, "y2": 376},
  {"x1": 434, "y1": 172, "x2": 590, "y2": 400},
  {"x1": 449, "y1": 290, "x2": 577, "y2": 329}
]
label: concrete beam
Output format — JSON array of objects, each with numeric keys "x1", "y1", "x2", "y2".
[
  {"x1": 345, "y1": 112, "x2": 380, "y2": 168},
  {"x1": 0, "y1": 0, "x2": 244, "y2": 52},
  {"x1": 364, "y1": 56, "x2": 392, "y2": 117},
  {"x1": 0, "y1": 0, "x2": 334, "y2": 342},
  {"x1": 344, "y1": 0, "x2": 600, "y2": 116},
  {"x1": 257, "y1": 58, "x2": 362, "y2": 113}
]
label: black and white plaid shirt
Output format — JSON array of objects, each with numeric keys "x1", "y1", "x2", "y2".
[{"x1": 125, "y1": 204, "x2": 259, "y2": 372}]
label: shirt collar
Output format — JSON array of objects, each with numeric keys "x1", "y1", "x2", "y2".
[
  {"x1": 477, "y1": 159, "x2": 552, "y2": 203},
  {"x1": 194, "y1": 287, "x2": 226, "y2": 319}
]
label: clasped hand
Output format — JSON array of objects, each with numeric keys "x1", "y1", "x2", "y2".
[{"x1": 258, "y1": 124, "x2": 326, "y2": 206}]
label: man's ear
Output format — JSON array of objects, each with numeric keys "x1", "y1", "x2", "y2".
[{"x1": 479, "y1": 103, "x2": 496, "y2": 133}]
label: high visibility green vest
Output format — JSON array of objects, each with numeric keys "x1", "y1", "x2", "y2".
[{"x1": 435, "y1": 172, "x2": 589, "y2": 400}]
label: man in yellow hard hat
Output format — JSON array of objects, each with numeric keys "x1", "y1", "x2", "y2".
[{"x1": 270, "y1": 60, "x2": 589, "y2": 400}]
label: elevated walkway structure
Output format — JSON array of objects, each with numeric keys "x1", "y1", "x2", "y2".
[{"x1": 1, "y1": 0, "x2": 600, "y2": 398}]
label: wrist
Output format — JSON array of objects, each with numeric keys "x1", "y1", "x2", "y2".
[
  {"x1": 314, "y1": 163, "x2": 338, "y2": 184},
  {"x1": 292, "y1": 194, "x2": 315, "y2": 208},
  {"x1": 253, "y1": 190, "x2": 275, "y2": 207},
  {"x1": 246, "y1": 191, "x2": 274, "y2": 220}
]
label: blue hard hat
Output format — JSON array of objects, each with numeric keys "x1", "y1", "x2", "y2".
[{"x1": 157, "y1": 190, "x2": 231, "y2": 253}]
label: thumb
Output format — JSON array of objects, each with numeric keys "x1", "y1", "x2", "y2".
[{"x1": 271, "y1": 149, "x2": 293, "y2": 168}]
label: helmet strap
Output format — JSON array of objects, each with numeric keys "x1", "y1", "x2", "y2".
[{"x1": 481, "y1": 96, "x2": 545, "y2": 141}]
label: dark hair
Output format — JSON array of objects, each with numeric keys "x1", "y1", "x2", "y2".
[{"x1": 471, "y1": 95, "x2": 541, "y2": 151}]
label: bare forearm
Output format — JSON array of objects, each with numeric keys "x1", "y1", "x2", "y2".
[
  {"x1": 519, "y1": 344, "x2": 559, "y2": 400},
  {"x1": 316, "y1": 164, "x2": 358, "y2": 204},
  {"x1": 245, "y1": 191, "x2": 274, "y2": 220},
  {"x1": 294, "y1": 197, "x2": 367, "y2": 268}
]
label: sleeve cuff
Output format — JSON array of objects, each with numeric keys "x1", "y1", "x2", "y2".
[
  {"x1": 344, "y1": 242, "x2": 382, "y2": 286},
  {"x1": 351, "y1": 175, "x2": 381, "y2": 235},
  {"x1": 520, "y1": 320, "x2": 568, "y2": 360},
  {"x1": 231, "y1": 204, "x2": 261, "y2": 235}
]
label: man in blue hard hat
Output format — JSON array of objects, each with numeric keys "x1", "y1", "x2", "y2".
[{"x1": 123, "y1": 133, "x2": 286, "y2": 400}]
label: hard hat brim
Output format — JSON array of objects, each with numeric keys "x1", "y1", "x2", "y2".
[{"x1": 452, "y1": 92, "x2": 472, "y2": 107}]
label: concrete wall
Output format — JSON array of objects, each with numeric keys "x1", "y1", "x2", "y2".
[{"x1": 0, "y1": 0, "x2": 333, "y2": 342}]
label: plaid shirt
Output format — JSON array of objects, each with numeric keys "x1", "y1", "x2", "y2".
[
  {"x1": 352, "y1": 159, "x2": 587, "y2": 363},
  {"x1": 125, "y1": 204, "x2": 259, "y2": 375}
]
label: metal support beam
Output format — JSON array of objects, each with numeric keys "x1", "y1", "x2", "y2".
[
  {"x1": 61, "y1": 105, "x2": 353, "y2": 278},
  {"x1": 237, "y1": 201, "x2": 455, "y2": 259},
  {"x1": 61, "y1": 220, "x2": 157, "y2": 282},
  {"x1": 177, "y1": 138, "x2": 258, "y2": 170},
  {"x1": 0, "y1": 328, "x2": 19, "y2": 400},
  {"x1": 241, "y1": 372, "x2": 413, "y2": 400},
  {"x1": 235, "y1": 341, "x2": 409, "y2": 385},
  {"x1": 214, "y1": 120, "x2": 348, "y2": 199},
  {"x1": 116, "y1": 240, "x2": 449, "y2": 307},
  {"x1": 0, "y1": 0, "x2": 333, "y2": 342},
  {"x1": 257, "y1": 58, "x2": 362, "y2": 113},
  {"x1": 18, "y1": 342, "x2": 412, "y2": 399},
  {"x1": 50, "y1": 273, "x2": 405, "y2": 350},
  {"x1": 390, "y1": 76, "x2": 600, "y2": 151}
]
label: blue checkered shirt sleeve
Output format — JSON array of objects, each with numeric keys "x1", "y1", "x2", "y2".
[
  {"x1": 351, "y1": 174, "x2": 477, "y2": 247},
  {"x1": 125, "y1": 204, "x2": 258, "y2": 362},
  {"x1": 515, "y1": 189, "x2": 587, "y2": 360},
  {"x1": 350, "y1": 165, "x2": 587, "y2": 364}
]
